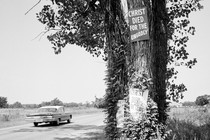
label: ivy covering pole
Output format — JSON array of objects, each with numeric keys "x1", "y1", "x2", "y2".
[{"x1": 103, "y1": 1, "x2": 129, "y2": 139}]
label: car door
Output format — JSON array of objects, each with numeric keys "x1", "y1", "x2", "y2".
[{"x1": 58, "y1": 107, "x2": 67, "y2": 121}]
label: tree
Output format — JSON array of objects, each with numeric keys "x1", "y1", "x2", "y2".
[
  {"x1": 50, "y1": 98, "x2": 63, "y2": 106},
  {"x1": 0, "y1": 96, "x2": 8, "y2": 108},
  {"x1": 39, "y1": 98, "x2": 63, "y2": 106},
  {"x1": 195, "y1": 95, "x2": 209, "y2": 106},
  {"x1": 11, "y1": 101, "x2": 23, "y2": 108},
  {"x1": 34, "y1": 0, "x2": 202, "y2": 139},
  {"x1": 94, "y1": 96, "x2": 105, "y2": 108}
]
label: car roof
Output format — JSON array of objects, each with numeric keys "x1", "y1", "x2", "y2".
[{"x1": 39, "y1": 106, "x2": 63, "y2": 109}]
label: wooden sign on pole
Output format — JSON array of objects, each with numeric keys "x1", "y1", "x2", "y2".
[{"x1": 128, "y1": 7, "x2": 149, "y2": 42}]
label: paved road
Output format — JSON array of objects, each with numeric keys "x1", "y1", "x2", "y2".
[{"x1": 0, "y1": 112, "x2": 106, "y2": 140}]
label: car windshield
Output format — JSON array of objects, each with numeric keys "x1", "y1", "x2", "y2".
[{"x1": 37, "y1": 108, "x2": 57, "y2": 113}]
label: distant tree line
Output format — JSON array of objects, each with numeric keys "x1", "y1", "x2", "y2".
[
  {"x1": 181, "y1": 94, "x2": 210, "y2": 107},
  {"x1": 0, "y1": 96, "x2": 105, "y2": 109},
  {"x1": 182, "y1": 101, "x2": 196, "y2": 107},
  {"x1": 1, "y1": 94, "x2": 210, "y2": 108}
]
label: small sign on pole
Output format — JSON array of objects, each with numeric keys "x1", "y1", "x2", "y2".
[
  {"x1": 128, "y1": 7, "x2": 149, "y2": 42},
  {"x1": 129, "y1": 88, "x2": 149, "y2": 121}
]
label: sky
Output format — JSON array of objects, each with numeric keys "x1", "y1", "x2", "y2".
[{"x1": 0, "y1": 0, "x2": 209, "y2": 104}]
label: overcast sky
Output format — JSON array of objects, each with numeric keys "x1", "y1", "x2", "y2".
[{"x1": 0, "y1": 0, "x2": 209, "y2": 104}]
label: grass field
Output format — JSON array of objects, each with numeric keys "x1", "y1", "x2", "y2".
[
  {"x1": 0, "y1": 107, "x2": 103, "y2": 129},
  {"x1": 167, "y1": 106, "x2": 210, "y2": 140}
]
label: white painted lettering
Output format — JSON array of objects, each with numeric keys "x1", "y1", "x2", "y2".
[
  {"x1": 131, "y1": 30, "x2": 148, "y2": 41},
  {"x1": 138, "y1": 23, "x2": 147, "y2": 30},
  {"x1": 130, "y1": 25, "x2": 138, "y2": 31},
  {"x1": 128, "y1": 8, "x2": 145, "y2": 17},
  {"x1": 132, "y1": 16, "x2": 144, "y2": 24}
]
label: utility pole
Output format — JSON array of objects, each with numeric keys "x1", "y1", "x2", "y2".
[
  {"x1": 121, "y1": 0, "x2": 152, "y2": 121},
  {"x1": 121, "y1": 0, "x2": 168, "y2": 123}
]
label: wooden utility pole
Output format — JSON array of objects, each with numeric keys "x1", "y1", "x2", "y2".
[
  {"x1": 121, "y1": 0, "x2": 152, "y2": 121},
  {"x1": 121, "y1": 0, "x2": 168, "y2": 123}
]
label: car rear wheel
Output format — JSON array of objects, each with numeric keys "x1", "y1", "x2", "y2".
[
  {"x1": 34, "y1": 122, "x2": 38, "y2": 127},
  {"x1": 67, "y1": 118, "x2": 71, "y2": 123}
]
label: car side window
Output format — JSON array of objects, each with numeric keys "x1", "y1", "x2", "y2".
[{"x1": 58, "y1": 107, "x2": 64, "y2": 113}]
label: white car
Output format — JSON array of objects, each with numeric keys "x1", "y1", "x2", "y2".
[{"x1": 26, "y1": 106, "x2": 72, "y2": 127}]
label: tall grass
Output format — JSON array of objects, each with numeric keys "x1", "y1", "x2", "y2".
[
  {"x1": 0, "y1": 108, "x2": 33, "y2": 121},
  {"x1": 0, "y1": 108, "x2": 35, "y2": 128},
  {"x1": 166, "y1": 107, "x2": 210, "y2": 140}
]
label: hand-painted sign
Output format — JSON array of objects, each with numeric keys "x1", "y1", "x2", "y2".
[
  {"x1": 128, "y1": 7, "x2": 149, "y2": 42},
  {"x1": 129, "y1": 88, "x2": 149, "y2": 121}
]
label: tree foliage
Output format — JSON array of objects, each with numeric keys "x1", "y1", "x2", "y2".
[
  {"x1": 39, "y1": 98, "x2": 63, "y2": 106},
  {"x1": 10, "y1": 101, "x2": 23, "y2": 108},
  {"x1": 166, "y1": 0, "x2": 202, "y2": 102},
  {"x1": 94, "y1": 96, "x2": 105, "y2": 108},
  {"x1": 195, "y1": 95, "x2": 210, "y2": 106},
  {"x1": 39, "y1": 101, "x2": 51, "y2": 107},
  {"x1": 50, "y1": 97, "x2": 63, "y2": 106},
  {"x1": 36, "y1": 0, "x2": 106, "y2": 57},
  {"x1": 0, "y1": 96, "x2": 8, "y2": 108}
]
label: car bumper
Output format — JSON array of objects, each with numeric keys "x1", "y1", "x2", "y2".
[{"x1": 26, "y1": 117, "x2": 56, "y2": 123}]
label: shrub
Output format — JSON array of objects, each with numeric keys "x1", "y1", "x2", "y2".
[
  {"x1": 10, "y1": 102, "x2": 23, "y2": 108},
  {"x1": 121, "y1": 99, "x2": 170, "y2": 140}
]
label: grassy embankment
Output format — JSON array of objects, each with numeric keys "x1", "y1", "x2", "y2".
[
  {"x1": 0, "y1": 107, "x2": 103, "y2": 129},
  {"x1": 167, "y1": 107, "x2": 210, "y2": 140}
]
